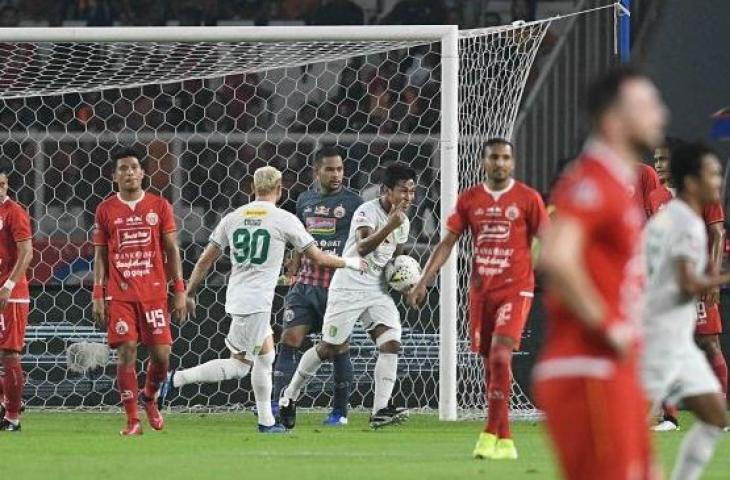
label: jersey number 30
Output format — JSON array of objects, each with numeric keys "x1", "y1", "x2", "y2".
[{"x1": 233, "y1": 228, "x2": 271, "y2": 265}]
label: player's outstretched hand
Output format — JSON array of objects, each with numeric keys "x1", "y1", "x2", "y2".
[
  {"x1": 184, "y1": 295, "x2": 197, "y2": 322},
  {"x1": 0, "y1": 286, "x2": 10, "y2": 312},
  {"x1": 172, "y1": 291, "x2": 188, "y2": 325},
  {"x1": 407, "y1": 283, "x2": 427, "y2": 308},
  {"x1": 92, "y1": 298, "x2": 107, "y2": 328}
]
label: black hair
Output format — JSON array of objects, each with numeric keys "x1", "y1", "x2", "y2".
[
  {"x1": 662, "y1": 136, "x2": 685, "y2": 151},
  {"x1": 111, "y1": 146, "x2": 145, "y2": 168},
  {"x1": 586, "y1": 65, "x2": 648, "y2": 125},
  {"x1": 383, "y1": 162, "x2": 417, "y2": 189},
  {"x1": 314, "y1": 145, "x2": 343, "y2": 167},
  {"x1": 670, "y1": 141, "x2": 718, "y2": 194},
  {"x1": 480, "y1": 137, "x2": 514, "y2": 158},
  {"x1": 0, "y1": 159, "x2": 11, "y2": 177}
]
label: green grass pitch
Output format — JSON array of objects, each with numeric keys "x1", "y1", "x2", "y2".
[{"x1": 1, "y1": 411, "x2": 728, "y2": 479}]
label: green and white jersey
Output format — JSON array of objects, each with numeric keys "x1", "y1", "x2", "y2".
[{"x1": 210, "y1": 201, "x2": 315, "y2": 315}]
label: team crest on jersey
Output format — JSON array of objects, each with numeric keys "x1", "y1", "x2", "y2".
[
  {"x1": 115, "y1": 320, "x2": 129, "y2": 335},
  {"x1": 284, "y1": 309, "x2": 295, "y2": 324},
  {"x1": 146, "y1": 212, "x2": 159, "y2": 226},
  {"x1": 505, "y1": 205, "x2": 520, "y2": 221},
  {"x1": 314, "y1": 205, "x2": 330, "y2": 216},
  {"x1": 333, "y1": 205, "x2": 346, "y2": 218}
]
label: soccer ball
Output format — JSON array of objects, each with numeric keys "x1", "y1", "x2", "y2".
[{"x1": 385, "y1": 255, "x2": 422, "y2": 292}]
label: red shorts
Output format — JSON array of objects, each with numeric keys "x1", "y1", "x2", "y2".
[
  {"x1": 107, "y1": 299, "x2": 172, "y2": 348},
  {"x1": 0, "y1": 302, "x2": 29, "y2": 352},
  {"x1": 696, "y1": 301, "x2": 722, "y2": 335},
  {"x1": 534, "y1": 366, "x2": 655, "y2": 480},
  {"x1": 469, "y1": 288, "x2": 533, "y2": 354}
]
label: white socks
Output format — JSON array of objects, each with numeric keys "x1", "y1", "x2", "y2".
[
  {"x1": 373, "y1": 353, "x2": 398, "y2": 414},
  {"x1": 173, "y1": 358, "x2": 251, "y2": 387},
  {"x1": 252, "y1": 351, "x2": 276, "y2": 427},
  {"x1": 282, "y1": 347, "x2": 323, "y2": 402},
  {"x1": 671, "y1": 420, "x2": 723, "y2": 480}
]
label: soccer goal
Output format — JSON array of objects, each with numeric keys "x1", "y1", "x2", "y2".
[{"x1": 0, "y1": 3, "x2": 621, "y2": 420}]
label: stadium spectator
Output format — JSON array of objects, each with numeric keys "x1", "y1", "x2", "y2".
[{"x1": 380, "y1": 0, "x2": 448, "y2": 25}]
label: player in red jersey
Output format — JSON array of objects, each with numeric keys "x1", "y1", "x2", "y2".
[
  {"x1": 647, "y1": 139, "x2": 728, "y2": 432},
  {"x1": 634, "y1": 163, "x2": 661, "y2": 221},
  {"x1": 535, "y1": 67, "x2": 667, "y2": 480},
  {"x1": 408, "y1": 138, "x2": 548, "y2": 460},
  {"x1": 92, "y1": 147, "x2": 188, "y2": 436},
  {"x1": 0, "y1": 162, "x2": 33, "y2": 432}
]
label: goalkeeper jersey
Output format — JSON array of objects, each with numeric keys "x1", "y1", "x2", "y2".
[{"x1": 210, "y1": 200, "x2": 315, "y2": 315}]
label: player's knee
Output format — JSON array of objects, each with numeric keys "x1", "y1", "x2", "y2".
[
  {"x1": 375, "y1": 328, "x2": 401, "y2": 354},
  {"x1": 280, "y1": 328, "x2": 305, "y2": 349},
  {"x1": 488, "y1": 343, "x2": 512, "y2": 370},
  {"x1": 116, "y1": 343, "x2": 137, "y2": 365},
  {"x1": 317, "y1": 341, "x2": 347, "y2": 360}
]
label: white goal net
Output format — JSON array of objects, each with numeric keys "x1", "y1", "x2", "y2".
[{"x1": 0, "y1": 5, "x2": 618, "y2": 418}]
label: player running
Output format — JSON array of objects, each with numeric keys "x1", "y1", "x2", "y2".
[
  {"x1": 278, "y1": 163, "x2": 416, "y2": 430},
  {"x1": 649, "y1": 139, "x2": 728, "y2": 432},
  {"x1": 642, "y1": 141, "x2": 728, "y2": 479},
  {"x1": 272, "y1": 146, "x2": 363, "y2": 426},
  {"x1": 535, "y1": 67, "x2": 667, "y2": 480},
  {"x1": 92, "y1": 147, "x2": 188, "y2": 436},
  {"x1": 408, "y1": 138, "x2": 548, "y2": 460},
  {"x1": 0, "y1": 162, "x2": 33, "y2": 432},
  {"x1": 166, "y1": 166, "x2": 364, "y2": 433}
]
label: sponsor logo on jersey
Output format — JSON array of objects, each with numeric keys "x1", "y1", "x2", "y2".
[
  {"x1": 146, "y1": 212, "x2": 159, "y2": 226},
  {"x1": 115, "y1": 320, "x2": 129, "y2": 335},
  {"x1": 244, "y1": 218, "x2": 262, "y2": 226},
  {"x1": 474, "y1": 208, "x2": 485, "y2": 216},
  {"x1": 306, "y1": 217, "x2": 336, "y2": 235},
  {"x1": 333, "y1": 205, "x2": 346, "y2": 218},
  {"x1": 314, "y1": 205, "x2": 330, "y2": 216},
  {"x1": 284, "y1": 309, "x2": 295, "y2": 324},
  {"x1": 477, "y1": 221, "x2": 511, "y2": 242},
  {"x1": 304, "y1": 206, "x2": 313, "y2": 214},
  {"x1": 113, "y1": 218, "x2": 123, "y2": 225},
  {"x1": 486, "y1": 207, "x2": 502, "y2": 217},
  {"x1": 242, "y1": 208, "x2": 268, "y2": 219},
  {"x1": 126, "y1": 215, "x2": 143, "y2": 225},
  {"x1": 505, "y1": 205, "x2": 520, "y2": 221},
  {"x1": 117, "y1": 227, "x2": 153, "y2": 249}
]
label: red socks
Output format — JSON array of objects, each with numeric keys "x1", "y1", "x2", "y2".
[
  {"x1": 117, "y1": 364, "x2": 139, "y2": 423},
  {"x1": 709, "y1": 351, "x2": 728, "y2": 396},
  {"x1": 143, "y1": 359, "x2": 169, "y2": 399},
  {"x1": 484, "y1": 343, "x2": 513, "y2": 439},
  {"x1": 2, "y1": 355, "x2": 24, "y2": 421}
]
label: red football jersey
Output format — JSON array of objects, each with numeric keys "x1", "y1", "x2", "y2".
[
  {"x1": 0, "y1": 198, "x2": 32, "y2": 302},
  {"x1": 446, "y1": 179, "x2": 548, "y2": 294},
  {"x1": 632, "y1": 163, "x2": 660, "y2": 221},
  {"x1": 93, "y1": 193, "x2": 176, "y2": 302},
  {"x1": 648, "y1": 185, "x2": 724, "y2": 226},
  {"x1": 542, "y1": 151, "x2": 644, "y2": 361}
]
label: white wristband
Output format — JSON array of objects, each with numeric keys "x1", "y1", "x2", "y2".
[
  {"x1": 3, "y1": 279, "x2": 16, "y2": 291},
  {"x1": 343, "y1": 257, "x2": 361, "y2": 271}
]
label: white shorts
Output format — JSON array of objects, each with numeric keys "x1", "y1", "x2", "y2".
[
  {"x1": 224, "y1": 312, "x2": 273, "y2": 357},
  {"x1": 641, "y1": 344, "x2": 721, "y2": 407},
  {"x1": 322, "y1": 289, "x2": 401, "y2": 345}
]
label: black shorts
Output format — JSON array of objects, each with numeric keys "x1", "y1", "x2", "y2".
[{"x1": 283, "y1": 283, "x2": 328, "y2": 332}]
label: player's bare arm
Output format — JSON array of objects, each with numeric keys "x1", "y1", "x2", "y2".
[
  {"x1": 539, "y1": 217, "x2": 631, "y2": 356},
  {"x1": 92, "y1": 245, "x2": 109, "y2": 327},
  {"x1": 302, "y1": 243, "x2": 366, "y2": 271},
  {"x1": 676, "y1": 257, "x2": 730, "y2": 297},
  {"x1": 355, "y1": 199, "x2": 408, "y2": 257},
  {"x1": 184, "y1": 242, "x2": 223, "y2": 317},
  {"x1": 0, "y1": 238, "x2": 32, "y2": 312},
  {"x1": 408, "y1": 231, "x2": 460, "y2": 307},
  {"x1": 163, "y1": 230, "x2": 188, "y2": 323},
  {"x1": 703, "y1": 222, "x2": 725, "y2": 305}
]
